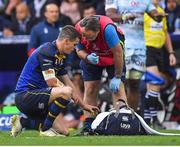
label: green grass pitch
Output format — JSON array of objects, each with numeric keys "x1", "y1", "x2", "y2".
[{"x1": 0, "y1": 130, "x2": 180, "y2": 146}]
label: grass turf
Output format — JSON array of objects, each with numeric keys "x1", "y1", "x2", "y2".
[{"x1": 0, "y1": 130, "x2": 180, "y2": 146}]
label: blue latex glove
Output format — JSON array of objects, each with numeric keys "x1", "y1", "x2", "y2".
[
  {"x1": 109, "y1": 77, "x2": 122, "y2": 93},
  {"x1": 86, "y1": 53, "x2": 99, "y2": 65}
]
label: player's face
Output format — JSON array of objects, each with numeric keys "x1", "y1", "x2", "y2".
[
  {"x1": 81, "y1": 27, "x2": 99, "y2": 41},
  {"x1": 64, "y1": 38, "x2": 79, "y2": 54}
]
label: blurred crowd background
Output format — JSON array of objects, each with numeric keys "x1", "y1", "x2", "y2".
[{"x1": 0, "y1": 0, "x2": 180, "y2": 130}]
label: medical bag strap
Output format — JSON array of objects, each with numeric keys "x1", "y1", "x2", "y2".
[
  {"x1": 117, "y1": 98, "x2": 136, "y2": 117},
  {"x1": 117, "y1": 99, "x2": 128, "y2": 109}
]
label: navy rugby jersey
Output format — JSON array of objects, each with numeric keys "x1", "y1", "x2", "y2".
[{"x1": 15, "y1": 41, "x2": 67, "y2": 92}]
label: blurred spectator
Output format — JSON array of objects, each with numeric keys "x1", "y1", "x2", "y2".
[
  {"x1": 28, "y1": 0, "x2": 48, "y2": 21},
  {"x1": 159, "y1": 0, "x2": 166, "y2": 9},
  {"x1": 3, "y1": 2, "x2": 38, "y2": 37},
  {"x1": 4, "y1": 0, "x2": 22, "y2": 20},
  {"x1": 0, "y1": 1, "x2": 10, "y2": 32},
  {"x1": 80, "y1": 3, "x2": 96, "y2": 18},
  {"x1": 60, "y1": 0, "x2": 81, "y2": 25},
  {"x1": 95, "y1": 0, "x2": 105, "y2": 15},
  {"x1": 165, "y1": 0, "x2": 180, "y2": 33},
  {"x1": 27, "y1": 2, "x2": 72, "y2": 56},
  {"x1": 0, "y1": 0, "x2": 8, "y2": 14},
  {"x1": 80, "y1": 0, "x2": 105, "y2": 15}
]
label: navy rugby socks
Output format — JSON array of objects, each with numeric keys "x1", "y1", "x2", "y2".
[
  {"x1": 42, "y1": 97, "x2": 69, "y2": 131},
  {"x1": 144, "y1": 90, "x2": 160, "y2": 124},
  {"x1": 20, "y1": 117, "x2": 43, "y2": 130}
]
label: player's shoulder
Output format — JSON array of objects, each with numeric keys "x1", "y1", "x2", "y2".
[{"x1": 38, "y1": 42, "x2": 56, "y2": 57}]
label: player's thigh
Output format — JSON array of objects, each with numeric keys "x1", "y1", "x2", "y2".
[
  {"x1": 80, "y1": 60, "x2": 103, "y2": 81},
  {"x1": 50, "y1": 86, "x2": 73, "y2": 103},
  {"x1": 15, "y1": 88, "x2": 51, "y2": 119}
]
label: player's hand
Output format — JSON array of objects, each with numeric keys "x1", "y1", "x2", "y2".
[
  {"x1": 86, "y1": 53, "x2": 99, "y2": 65},
  {"x1": 83, "y1": 104, "x2": 100, "y2": 115},
  {"x1": 109, "y1": 77, "x2": 122, "y2": 93},
  {"x1": 122, "y1": 13, "x2": 136, "y2": 21}
]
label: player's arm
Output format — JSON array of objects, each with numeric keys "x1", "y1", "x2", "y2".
[
  {"x1": 106, "y1": 8, "x2": 122, "y2": 22},
  {"x1": 60, "y1": 74, "x2": 100, "y2": 113},
  {"x1": 42, "y1": 69, "x2": 64, "y2": 87},
  {"x1": 106, "y1": 8, "x2": 137, "y2": 22},
  {"x1": 105, "y1": 0, "x2": 123, "y2": 22},
  {"x1": 38, "y1": 51, "x2": 64, "y2": 88}
]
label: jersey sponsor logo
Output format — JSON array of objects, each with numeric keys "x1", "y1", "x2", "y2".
[
  {"x1": 125, "y1": 58, "x2": 145, "y2": 67},
  {"x1": 150, "y1": 22, "x2": 163, "y2": 31},
  {"x1": 38, "y1": 102, "x2": 45, "y2": 109}
]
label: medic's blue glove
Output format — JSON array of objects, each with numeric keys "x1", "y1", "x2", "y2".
[
  {"x1": 109, "y1": 76, "x2": 122, "y2": 93},
  {"x1": 86, "y1": 53, "x2": 99, "y2": 65}
]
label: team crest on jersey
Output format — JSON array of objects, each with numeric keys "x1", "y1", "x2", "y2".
[
  {"x1": 55, "y1": 54, "x2": 66, "y2": 65},
  {"x1": 38, "y1": 102, "x2": 44, "y2": 109}
]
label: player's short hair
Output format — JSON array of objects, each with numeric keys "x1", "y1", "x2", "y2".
[
  {"x1": 58, "y1": 25, "x2": 81, "y2": 41},
  {"x1": 80, "y1": 16, "x2": 100, "y2": 32}
]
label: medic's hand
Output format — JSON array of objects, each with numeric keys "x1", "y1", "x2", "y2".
[
  {"x1": 86, "y1": 53, "x2": 99, "y2": 65},
  {"x1": 109, "y1": 77, "x2": 122, "y2": 93}
]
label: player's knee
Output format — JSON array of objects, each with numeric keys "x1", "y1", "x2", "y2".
[
  {"x1": 61, "y1": 86, "x2": 73, "y2": 99},
  {"x1": 53, "y1": 86, "x2": 73, "y2": 100}
]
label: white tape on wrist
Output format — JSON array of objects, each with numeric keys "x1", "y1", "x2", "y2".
[{"x1": 42, "y1": 69, "x2": 56, "y2": 80}]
